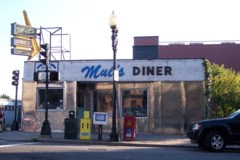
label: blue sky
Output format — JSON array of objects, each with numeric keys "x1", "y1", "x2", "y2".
[{"x1": 1, "y1": 0, "x2": 240, "y2": 98}]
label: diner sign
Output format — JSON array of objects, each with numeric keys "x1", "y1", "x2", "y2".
[{"x1": 24, "y1": 59, "x2": 205, "y2": 82}]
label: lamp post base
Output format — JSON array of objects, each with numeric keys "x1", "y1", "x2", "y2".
[
  {"x1": 40, "y1": 120, "x2": 52, "y2": 138},
  {"x1": 11, "y1": 120, "x2": 19, "y2": 130},
  {"x1": 109, "y1": 130, "x2": 119, "y2": 141}
]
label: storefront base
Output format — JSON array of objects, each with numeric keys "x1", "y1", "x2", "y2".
[{"x1": 21, "y1": 81, "x2": 205, "y2": 135}]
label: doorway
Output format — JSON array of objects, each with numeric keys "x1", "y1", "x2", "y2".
[{"x1": 76, "y1": 83, "x2": 94, "y2": 129}]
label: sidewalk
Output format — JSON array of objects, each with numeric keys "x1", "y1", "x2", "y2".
[{"x1": 0, "y1": 130, "x2": 194, "y2": 148}]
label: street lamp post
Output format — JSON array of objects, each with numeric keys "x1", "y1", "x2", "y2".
[{"x1": 109, "y1": 11, "x2": 119, "y2": 141}]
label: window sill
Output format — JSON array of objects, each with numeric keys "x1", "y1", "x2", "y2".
[{"x1": 37, "y1": 109, "x2": 64, "y2": 112}]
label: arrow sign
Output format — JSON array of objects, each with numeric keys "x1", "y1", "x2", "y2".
[
  {"x1": 11, "y1": 47, "x2": 32, "y2": 56},
  {"x1": 11, "y1": 23, "x2": 37, "y2": 38},
  {"x1": 11, "y1": 37, "x2": 32, "y2": 48}
]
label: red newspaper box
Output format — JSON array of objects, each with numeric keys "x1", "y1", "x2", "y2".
[{"x1": 123, "y1": 115, "x2": 136, "y2": 141}]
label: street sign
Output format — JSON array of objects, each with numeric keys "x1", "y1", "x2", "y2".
[
  {"x1": 11, "y1": 23, "x2": 37, "y2": 38},
  {"x1": 11, "y1": 37, "x2": 32, "y2": 48},
  {"x1": 114, "y1": 70, "x2": 119, "y2": 81},
  {"x1": 93, "y1": 112, "x2": 108, "y2": 125},
  {"x1": 11, "y1": 23, "x2": 37, "y2": 56},
  {"x1": 11, "y1": 48, "x2": 32, "y2": 56}
]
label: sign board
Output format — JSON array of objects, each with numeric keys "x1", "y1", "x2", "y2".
[
  {"x1": 11, "y1": 37, "x2": 32, "y2": 48},
  {"x1": 23, "y1": 59, "x2": 205, "y2": 82},
  {"x1": 11, "y1": 23, "x2": 37, "y2": 38},
  {"x1": 93, "y1": 112, "x2": 108, "y2": 125},
  {"x1": 114, "y1": 70, "x2": 119, "y2": 81},
  {"x1": 10, "y1": 23, "x2": 37, "y2": 56},
  {"x1": 11, "y1": 48, "x2": 32, "y2": 56},
  {"x1": 35, "y1": 62, "x2": 59, "y2": 72}
]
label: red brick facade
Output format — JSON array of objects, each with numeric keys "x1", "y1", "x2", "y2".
[{"x1": 134, "y1": 36, "x2": 240, "y2": 71}]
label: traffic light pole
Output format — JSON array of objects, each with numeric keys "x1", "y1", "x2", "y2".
[
  {"x1": 40, "y1": 44, "x2": 52, "y2": 138},
  {"x1": 45, "y1": 66, "x2": 49, "y2": 122},
  {"x1": 11, "y1": 82, "x2": 19, "y2": 130},
  {"x1": 11, "y1": 70, "x2": 19, "y2": 130}
]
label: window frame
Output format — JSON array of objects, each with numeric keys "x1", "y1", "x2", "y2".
[{"x1": 120, "y1": 88, "x2": 149, "y2": 119}]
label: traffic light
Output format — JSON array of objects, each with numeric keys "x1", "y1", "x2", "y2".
[
  {"x1": 33, "y1": 72, "x2": 39, "y2": 82},
  {"x1": 39, "y1": 43, "x2": 49, "y2": 66},
  {"x1": 50, "y1": 71, "x2": 59, "y2": 81},
  {"x1": 33, "y1": 71, "x2": 59, "y2": 82},
  {"x1": 12, "y1": 70, "x2": 19, "y2": 86}
]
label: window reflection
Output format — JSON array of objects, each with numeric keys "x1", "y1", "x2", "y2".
[
  {"x1": 93, "y1": 90, "x2": 112, "y2": 115},
  {"x1": 38, "y1": 88, "x2": 63, "y2": 110},
  {"x1": 122, "y1": 89, "x2": 147, "y2": 117}
]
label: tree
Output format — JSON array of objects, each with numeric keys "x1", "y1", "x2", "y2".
[
  {"x1": 205, "y1": 60, "x2": 240, "y2": 118},
  {"x1": 0, "y1": 94, "x2": 11, "y2": 100}
]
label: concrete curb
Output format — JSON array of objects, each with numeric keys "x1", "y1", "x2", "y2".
[
  {"x1": 37, "y1": 138, "x2": 195, "y2": 148},
  {"x1": 0, "y1": 131, "x2": 195, "y2": 148}
]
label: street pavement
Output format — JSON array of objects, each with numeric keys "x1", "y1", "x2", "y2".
[{"x1": 0, "y1": 130, "x2": 194, "y2": 148}]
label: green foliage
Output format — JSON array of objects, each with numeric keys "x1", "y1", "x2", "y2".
[
  {"x1": 205, "y1": 60, "x2": 240, "y2": 118},
  {"x1": 0, "y1": 93, "x2": 11, "y2": 100}
]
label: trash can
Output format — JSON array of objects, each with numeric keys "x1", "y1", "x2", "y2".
[
  {"x1": 123, "y1": 115, "x2": 136, "y2": 141},
  {"x1": 64, "y1": 111, "x2": 78, "y2": 139}
]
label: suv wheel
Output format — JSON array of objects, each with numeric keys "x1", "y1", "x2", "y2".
[{"x1": 204, "y1": 131, "x2": 225, "y2": 152}]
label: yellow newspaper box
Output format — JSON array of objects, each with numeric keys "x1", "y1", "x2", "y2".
[
  {"x1": 79, "y1": 111, "x2": 91, "y2": 140},
  {"x1": 83, "y1": 111, "x2": 90, "y2": 119}
]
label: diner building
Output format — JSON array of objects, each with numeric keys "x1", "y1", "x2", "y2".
[{"x1": 21, "y1": 58, "x2": 206, "y2": 135}]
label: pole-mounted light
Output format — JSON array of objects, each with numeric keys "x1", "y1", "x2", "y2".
[
  {"x1": 109, "y1": 11, "x2": 117, "y2": 29},
  {"x1": 109, "y1": 11, "x2": 119, "y2": 142}
]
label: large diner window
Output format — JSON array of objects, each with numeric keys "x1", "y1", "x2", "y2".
[
  {"x1": 93, "y1": 90, "x2": 113, "y2": 115},
  {"x1": 122, "y1": 89, "x2": 148, "y2": 117},
  {"x1": 37, "y1": 88, "x2": 63, "y2": 110}
]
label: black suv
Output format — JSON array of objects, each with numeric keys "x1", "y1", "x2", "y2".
[{"x1": 187, "y1": 109, "x2": 240, "y2": 151}]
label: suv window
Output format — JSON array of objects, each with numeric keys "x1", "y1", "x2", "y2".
[{"x1": 227, "y1": 109, "x2": 240, "y2": 118}]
